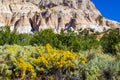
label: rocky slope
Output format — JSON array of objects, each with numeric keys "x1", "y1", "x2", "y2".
[{"x1": 0, "y1": 0, "x2": 119, "y2": 33}]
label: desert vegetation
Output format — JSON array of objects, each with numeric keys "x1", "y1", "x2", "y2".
[{"x1": 0, "y1": 26, "x2": 120, "y2": 80}]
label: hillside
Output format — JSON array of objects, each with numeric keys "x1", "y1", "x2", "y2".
[
  {"x1": 0, "y1": 0, "x2": 119, "y2": 33},
  {"x1": 0, "y1": 1, "x2": 120, "y2": 79}
]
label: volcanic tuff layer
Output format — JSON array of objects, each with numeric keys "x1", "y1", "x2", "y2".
[{"x1": 0, "y1": 0, "x2": 119, "y2": 33}]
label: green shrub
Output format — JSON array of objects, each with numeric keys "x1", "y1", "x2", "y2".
[
  {"x1": 0, "y1": 26, "x2": 12, "y2": 45},
  {"x1": 97, "y1": 15, "x2": 103, "y2": 25},
  {"x1": 30, "y1": 29, "x2": 56, "y2": 46},
  {"x1": 30, "y1": 29, "x2": 99, "y2": 52},
  {"x1": 100, "y1": 29, "x2": 120, "y2": 55},
  {"x1": 82, "y1": 53, "x2": 120, "y2": 80},
  {"x1": 17, "y1": 33, "x2": 31, "y2": 45},
  {"x1": 0, "y1": 26, "x2": 31, "y2": 45},
  {"x1": 39, "y1": 5, "x2": 45, "y2": 10}
]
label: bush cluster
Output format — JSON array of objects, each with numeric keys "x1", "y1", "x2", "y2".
[
  {"x1": 0, "y1": 44, "x2": 86, "y2": 79},
  {"x1": 0, "y1": 26, "x2": 31, "y2": 45},
  {"x1": 83, "y1": 53, "x2": 120, "y2": 80},
  {"x1": 100, "y1": 28, "x2": 120, "y2": 55},
  {"x1": 0, "y1": 45, "x2": 120, "y2": 80},
  {"x1": 0, "y1": 26, "x2": 120, "y2": 55},
  {"x1": 0, "y1": 26, "x2": 99, "y2": 52},
  {"x1": 0, "y1": 26, "x2": 120, "y2": 79}
]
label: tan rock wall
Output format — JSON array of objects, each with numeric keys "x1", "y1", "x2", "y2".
[{"x1": 0, "y1": 0, "x2": 119, "y2": 33}]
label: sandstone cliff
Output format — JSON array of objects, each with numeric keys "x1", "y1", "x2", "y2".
[{"x1": 0, "y1": 0, "x2": 119, "y2": 33}]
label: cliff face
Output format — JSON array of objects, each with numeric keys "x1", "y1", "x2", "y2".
[{"x1": 0, "y1": 0, "x2": 119, "y2": 33}]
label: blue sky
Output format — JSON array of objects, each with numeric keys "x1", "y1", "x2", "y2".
[{"x1": 91, "y1": 0, "x2": 120, "y2": 22}]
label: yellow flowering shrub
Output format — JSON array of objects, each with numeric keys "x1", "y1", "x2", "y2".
[
  {"x1": 0, "y1": 44, "x2": 86, "y2": 79},
  {"x1": 12, "y1": 57, "x2": 36, "y2": 78},
  {"x1": 4, "y1": 45, "x2": 22, "y2": 54}
]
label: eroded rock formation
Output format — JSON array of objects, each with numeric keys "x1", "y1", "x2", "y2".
[{"x1": 0, "y1": 0, "x2": 119, "y2": 33}]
